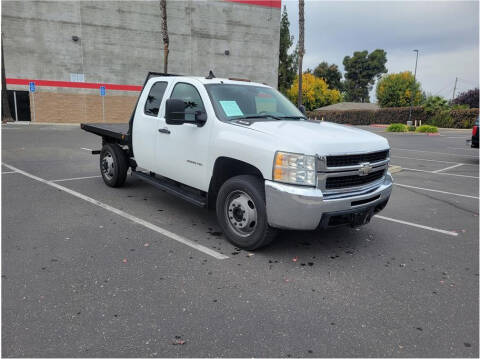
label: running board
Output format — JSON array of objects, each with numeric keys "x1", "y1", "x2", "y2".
[{"x1": 131, "y1": 171, "x2": 207, "y2": 208}]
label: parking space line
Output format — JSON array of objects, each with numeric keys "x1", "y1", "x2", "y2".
[
  {"x1": 402, "y1": 167, "x2": 479, "y2": 179},
  {"x1": 391, "y1": 155, "x2": 467, "y2": 165},
  {"x1": 394, "y1": 183, "x2": 478, "y2": 199},
  {"x1": 52, "y1": 175, "x2": 102, "y2": 182},
  {"x1": 2, "y1": 171, "x2": 18, "y2": 174},
  {"x1": 2, "y1": 163, "x2": 229, "y2": 260},
  {"x1": 374, "y1": 215, "x2": 459, "y2": 236},
  {"x1": 432, "y1": 163, "x2": 464, "y2": 173},
  {"x1": 392, "y1": 148, "x2": 478, "y2": 159}
]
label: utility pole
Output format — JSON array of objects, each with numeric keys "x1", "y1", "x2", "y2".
[
  {"x1": 408, "y1": 49, "x2": 419, "y2": 126},
  {"x1": 160, "y1": 0, "x2": 169, "y2": 74},
  {"x1": 297, "y1": 0, "x2": 304, "y2": 110},
  {"x1": 452, "y1": 77, "x2": 458, "y2": 101}
]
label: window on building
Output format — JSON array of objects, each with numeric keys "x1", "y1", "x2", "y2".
[
  {"x1": 170, "y1": 83, "x2": 205, "y2": 122},
  {"x1": 144, "y1": 82, "x2": 168, "y2": 117}
]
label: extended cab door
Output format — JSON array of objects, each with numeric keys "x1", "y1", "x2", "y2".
[
  {"x1": 154, "y1": 79, "x2": 212, "y2": 191},
  {"x1": 132, "y1": 79, "x2": 170, "y2": 171}
]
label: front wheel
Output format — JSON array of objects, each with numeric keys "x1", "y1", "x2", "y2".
[
  {"x1": 216, "y1": 175, "x2": 277, "y2": 250},
  {"x1": 100, "y1": 143, "x2": 129, "y2": 187}
]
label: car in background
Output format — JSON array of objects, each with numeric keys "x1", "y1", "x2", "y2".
[{"x1": 472, "y1": 116, "x2": 479, "y2": 148}]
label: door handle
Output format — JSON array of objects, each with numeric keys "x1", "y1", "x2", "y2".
[{"x1": 158, "y1": 128, "x2": 170, "y2": 134}]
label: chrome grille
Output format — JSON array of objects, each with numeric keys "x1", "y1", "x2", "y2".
[
  {"x1": 326, "y1": 150, "x2": 389, "y2": 167},
  {"x1": 325, "y1": 170, "x2": 385, "y2": 189}
]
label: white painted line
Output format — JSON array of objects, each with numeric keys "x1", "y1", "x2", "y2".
[
  {"x1": 391, "y1": 155, "x2": 466, "y2": 165},
  {"x1": 392, "y1": 148, "x2": 478, "y2": 159},
  {"x1": 374, "y1": 215, "x2": 459, "y2": 237},
  {"x1": 449, "y1": 147, "x2": 478, "y2": 151},
  {"x1": 402, "y1": 167, "x2": 479, "y2": 179},
  {"x1": 2, "y1": 163, "x2": 229, "y2": 260},
  {"x1": 81, "y1": 147, "x2": 92, "y2": 151},
  {"x1": 394, "y1": 183, "x2": 479, "y2": 199},
  {"x1": 446, "y1": 137, "x2": 469, "y2": 139},
  {"x1": 52, "y1": 175, "x2": 102, "y2": 182},
  {"x1": 432, "y1": 163, "x2": 464, "y2": 173},
  {"x1": 2, "y1": 171, "x2": 18, "y2": 174}
]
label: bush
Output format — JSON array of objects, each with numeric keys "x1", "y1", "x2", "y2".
[
  {"x1": 386, "y1": 123, "x2": 408, "y2": 132},
  {"x1": 307, "y1": 107, "x2": 479, "y2": 128},
  {"x1": 452, "y1": 88, "x2": 479, "y2": 108},
  {"x1": 416, "y1": 125, "x2": 438, "y2": 133},
  {"x1": 408, "y1": 125, "x2": 416, "y2": 131},
  {"x1": 427, "y1": 110, "x2": 454, "y2": 128}
]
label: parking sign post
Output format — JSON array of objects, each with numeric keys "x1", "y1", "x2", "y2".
[
  {"x1": 29, "y1": 82, "x2": 36, "y2": 122},
  {"x1": 100, "y1": 86, "x2": 106, "y2": 122}
]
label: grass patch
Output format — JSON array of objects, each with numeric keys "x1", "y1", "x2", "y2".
[
  {"x1": 386, "y1": 123, "x2": 408, "y2": 132},
  {"x1": 415, "y1": 125, "x2": 438, "y2": 133}
]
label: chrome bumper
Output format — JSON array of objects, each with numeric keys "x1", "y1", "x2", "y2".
[{"x1": 265, "y1": 172, "x2": 393, "y2": 230}]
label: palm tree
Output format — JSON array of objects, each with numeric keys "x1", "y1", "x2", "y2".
[
  {"x1": 297, "y1": 0, "x2": 304, "y2": 109},
  {"x1": 160, "y1": 0, "x2": 169, "y2": 74}
]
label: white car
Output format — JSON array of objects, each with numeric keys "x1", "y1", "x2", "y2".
[{"x1": 82, "y1": 72, "x2": 392, "y2": 250}]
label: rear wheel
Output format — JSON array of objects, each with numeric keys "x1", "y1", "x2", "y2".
[
  {"x1": 216, "y1": 175, "x2": 277, "y2": 250},
  {"x1": 100, "y1": 143, "x2": 129, "y2": 187}
]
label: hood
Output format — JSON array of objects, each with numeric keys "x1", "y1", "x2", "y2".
[{"x1": 248, "y1": 120, "x2": 389, "y2": 155}]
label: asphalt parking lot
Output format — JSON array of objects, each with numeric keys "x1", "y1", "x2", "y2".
[{"x1": 2, "y1": 123, "x2": 478, "y2": 357}]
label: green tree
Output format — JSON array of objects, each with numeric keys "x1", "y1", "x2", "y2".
[
  {"x1": 343, "y1": 49, "x2": 387, "y2": 102},
  {"x1": 376, "y1": 71, "x2": 422, "y2": 108},
  {"x1": 422, "y1": 95, "x2": 449, "y2": 114},
  {"x1": 278, "y1": 6, "x2": 297, "y2": 94},
  {"x1": 287, "y1": 73, "x2": 341, "y2": 111},
  {"x1": 313, "y1": 62, "x2": 343, "y2": 91}
]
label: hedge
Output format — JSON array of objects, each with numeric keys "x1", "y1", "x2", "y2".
[{"x1": 307, "y1": 107, "x2": 479, "y2": 128}]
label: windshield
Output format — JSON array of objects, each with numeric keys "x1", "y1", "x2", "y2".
[{"x1": 205, "y1": 84, "x2": 305, "y2": 121}]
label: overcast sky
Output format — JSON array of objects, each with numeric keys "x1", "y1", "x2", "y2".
[{"x1": 283, "y1": 0, "x2": 479, "y2": 101}]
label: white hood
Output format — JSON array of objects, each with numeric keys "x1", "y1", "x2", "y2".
[{"x1": 248, "y1": 120, "x2": 390, "y2": 155}]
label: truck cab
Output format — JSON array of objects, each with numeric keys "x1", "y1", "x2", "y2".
[{"x1": 82, "y1": 72, "x2": 393, "y2": 250}]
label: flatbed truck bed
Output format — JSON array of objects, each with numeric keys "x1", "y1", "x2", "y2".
[{"x1": 80, "y1": 123, "x2": 130, "y2": 145}]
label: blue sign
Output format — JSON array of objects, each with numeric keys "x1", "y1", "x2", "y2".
[
  {"x1": 29, "y1": 82, "x2": 35, "y2": 93},
  {"x1": 100, "y1": 86, "x2": 106, "y2": 96}
]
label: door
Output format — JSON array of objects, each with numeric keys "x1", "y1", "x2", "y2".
[
  {"x1": 131, "y1": 80, "x2": 169, "y2": 171},
  {"x1": 154, "y1": 80, "x2": 211, "y2": 191}
]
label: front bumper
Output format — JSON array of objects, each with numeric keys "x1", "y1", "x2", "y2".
[{"x1": 265, "y1": 172, "x2": 393, "y2": 230}]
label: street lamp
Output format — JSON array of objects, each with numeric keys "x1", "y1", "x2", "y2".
[{"x1": 408, "y1": 49, "x2": 419, "y2": 126}]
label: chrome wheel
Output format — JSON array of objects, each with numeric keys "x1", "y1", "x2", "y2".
[
  {"x1": 225, "y1": 190, "x2": 257, "y2": 237},
  {"x1": 101, "y1": 151, "x2": 115, "y2": 180}
]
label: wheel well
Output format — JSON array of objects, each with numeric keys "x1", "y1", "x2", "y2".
[{"x1": 208, "y1": 157, "x2": 264, "y2": 209}]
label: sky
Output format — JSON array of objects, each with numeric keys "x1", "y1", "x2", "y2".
[{"x1": 283, "y1": 0, "x2": 479, "y2": 101}]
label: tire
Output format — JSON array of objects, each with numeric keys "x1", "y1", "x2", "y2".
[
  {"x1": 216, "y1": 175, "x2": 277, "y2": 250},
  {"x1": 100, "y1": 143, "x2": 129, "y2": 187}
]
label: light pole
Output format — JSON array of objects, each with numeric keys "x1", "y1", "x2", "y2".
[{"x1": 408, "y1": 49, "x2": 419, "y2": 126}]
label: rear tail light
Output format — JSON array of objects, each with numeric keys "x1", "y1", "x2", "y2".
[{"x1": 473, "y1": 126, "x2": 478, "y2": 136}]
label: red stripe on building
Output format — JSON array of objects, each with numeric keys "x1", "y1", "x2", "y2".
[
  {"x1": 224, "y1": 0, "x2": 281, "y2": 9},
  {"x1": 6, "y1": 78, "x2": 142, "y2": 92}
]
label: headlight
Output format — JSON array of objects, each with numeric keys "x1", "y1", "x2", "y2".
[{"x1": 273, "y1": 151, "x2": 316, "y2": 186}]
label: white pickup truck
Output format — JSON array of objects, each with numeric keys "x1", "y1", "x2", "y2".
[{"x1": 81, "y1": 72, "x2": 392, "y2": 250}]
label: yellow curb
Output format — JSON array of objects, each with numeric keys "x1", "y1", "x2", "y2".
[{"x1": 389, "y1": 165, "x2": 403, "y2": 174}]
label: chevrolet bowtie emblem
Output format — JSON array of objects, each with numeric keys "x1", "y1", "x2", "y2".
[{"x1": 358, "y1": 162, "x2": 372, "y2": 176}]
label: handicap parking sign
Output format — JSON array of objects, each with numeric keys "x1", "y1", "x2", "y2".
[
  {"x1": 100, "y1": 86, "x2": 106, "y2": 96},
  {"x1": 29, "y1": 82, "x2": 35, "y2": 93}
]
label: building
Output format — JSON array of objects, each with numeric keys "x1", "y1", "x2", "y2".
[{"x1": 2, "y1": 0, "x2": 281, "y2": 123}]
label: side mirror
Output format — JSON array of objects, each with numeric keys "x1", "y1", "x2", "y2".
[
  {"x1": 195, "y1": 111, "x2": 207, "y2": 127},
  {"x1": 165, "y1": 99, "x2": 186, "y2": 125}
]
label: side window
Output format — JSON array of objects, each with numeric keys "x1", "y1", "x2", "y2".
[
  {"x1": 144, "y1": 81, "x2": 168, "y2": 117},
  {"x1": 170, "y1": 83, "x2": 205, "y2": 122}
]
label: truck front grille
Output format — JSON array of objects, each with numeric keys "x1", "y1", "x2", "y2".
[
  {"x1": 325, "y1": 170, "x2": 385, "y2": 189},
  {"x1": 326, "y1": 150, "x2": 389, "y2": 167}
]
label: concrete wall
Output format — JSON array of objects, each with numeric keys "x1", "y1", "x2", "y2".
[{"x1": 2, "y1": 0, "x2": 280, "y2": 88}]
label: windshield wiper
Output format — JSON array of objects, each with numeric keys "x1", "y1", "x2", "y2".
[
  {"x1": 236, "y1": 114, "x2": 283, "y2": 121},
  {"x1": 278, "y1": 115, "x2": 307, "y2": 120}
]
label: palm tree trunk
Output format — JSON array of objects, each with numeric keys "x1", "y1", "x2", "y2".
[
  {"x1": 297, "y1": 0, "x2": 304, "y2": 108},
  {"x1": 160, "y1": 0, "x2": 169, "y2": 74}
]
